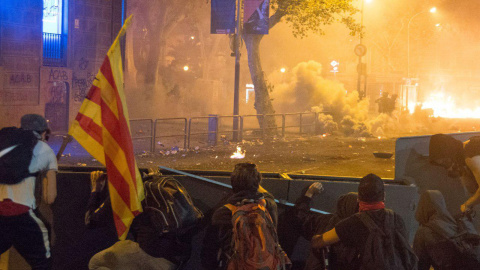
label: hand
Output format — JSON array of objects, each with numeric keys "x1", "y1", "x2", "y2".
[
  {"x1": 305, "y1": 182, "x2": 324, "y2": 198},
  {"x1": 461, "y1": 203, "x2": 471, "y2": 213},
  {"x1": 90, "y1": 171, "x2": 106, "y2": 192},
  {"x1": 311, "y1": 234, "x2": 323, "y2": 249}
]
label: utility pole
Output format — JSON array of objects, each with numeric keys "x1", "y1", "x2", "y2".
[
  {"x1": 232, "y1": 0, "x2": 242, "y2": 141},
  {"x1": 356, "y1": 0, "x2": 366, "y2": 99}
]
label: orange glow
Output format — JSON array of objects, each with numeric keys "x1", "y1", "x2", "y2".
[{"x1": 421, "y1": 92, "x2": 480, "y2": 119}]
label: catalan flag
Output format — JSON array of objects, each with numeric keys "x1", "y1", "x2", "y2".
[{"x1": 68, "y1": 15, "x2": 143, "y2": 240}]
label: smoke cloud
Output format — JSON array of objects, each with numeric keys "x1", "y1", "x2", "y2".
[{"x1": 269, "y1": 61, "x2": 462, "y2": 137}]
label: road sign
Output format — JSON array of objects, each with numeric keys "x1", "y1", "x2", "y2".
[
  {"x1": 330, "y1": 60, "x2": 339, "y2": 73},
  {"x1": 354, "y1": 44, "x2": 367, "y2": 57}
]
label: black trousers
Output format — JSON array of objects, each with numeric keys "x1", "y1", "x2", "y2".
[{"x1": 0, "y1": 209, "x2": 51, "y2": 270}]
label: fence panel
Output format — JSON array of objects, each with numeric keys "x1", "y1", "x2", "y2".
[
  {"x1": 153, "y1": 118, "x2": 188, "y2": 151},
  {"x1": 130, "y1": 119, "x2": 153, "y2": 154},
  {"x1": 218, "y1": 115, "x2": 241, "y2": 141},
  {"x1": 188, "y1": 116, "x2": 216, "y2": 149},
  {"x1": 240, "y1": 114, "x2": 284, "y2": 140}
]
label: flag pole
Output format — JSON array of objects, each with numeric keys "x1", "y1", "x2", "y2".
[{"x1": 56, "y1": 134, "x2": 73, "y2": 161}]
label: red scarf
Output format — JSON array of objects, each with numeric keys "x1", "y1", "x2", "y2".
[{"x1": 359, "y1": 201, "x2": 385, "y2": 212}]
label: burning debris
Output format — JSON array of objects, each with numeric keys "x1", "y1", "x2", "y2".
[{"x1": 230, "y1": 146, "x2": 246, "y2": 159}]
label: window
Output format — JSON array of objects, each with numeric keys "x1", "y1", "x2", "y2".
[{"x1": 43, "y1": 0, "x2": 67, "y2": 66}]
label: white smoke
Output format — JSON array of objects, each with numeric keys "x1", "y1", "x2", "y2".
[
  {"x1": 271, "y1": 61, "x2": 371, "y2": 136},
  {"x1": 269, "y1": 61, "x2": 455, "y2": 137}
]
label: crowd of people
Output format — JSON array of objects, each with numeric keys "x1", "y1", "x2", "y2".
[
  {"x1": 88, "y1": 161, "x2": 480, "y2": 270},
  {"x1": 1, "y1": 114, "x2": 480, "y2": 270}
]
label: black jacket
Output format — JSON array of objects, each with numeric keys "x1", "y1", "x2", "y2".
[
  {"x1": 294, "y1": 192, "x2": 360, "y2": 270},
  {"x1": 413, "y1": 190, "x2": 479, "y2": 270},
  {"x1": 201, "y1": 190, "x2": 278, "y2": 270},
  {"x1": 130, "y1": 211, "x2": 196, "y2": 266}
]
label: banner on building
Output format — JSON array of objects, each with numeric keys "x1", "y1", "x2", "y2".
[
  {"x1": 244, "y1": 0, "x2": 269, "y2": 35},
  {"x1": 211, "y1": 0, "x2": 236, "y2": 34}
]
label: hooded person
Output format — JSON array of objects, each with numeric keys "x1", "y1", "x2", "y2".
[
  {"x1": 290, "y1": 182, "x2": 359, "y2": 270},
  {"x1": 309, "y1": 174, "x2": 414, "y2": 270},
  {"x1": 413, "y1": 190, "x2": 480, "y2": 270},
  {"x1": 429, "y1": 134, "x2": 480, "y2": 213}
]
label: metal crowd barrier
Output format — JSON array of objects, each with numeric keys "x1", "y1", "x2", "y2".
[
  {"x1": 82, "y1": 112, "x2": 324, "y2": 153},
  {"x1": 129, "y1": 118, "x2": 154, "y2": 152},
  {"x1": 153, "y1": 118, "x2": 188, "y2": 151}
]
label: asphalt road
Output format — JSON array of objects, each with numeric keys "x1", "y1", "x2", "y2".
[{"x1": 53, "y1": 134, "x2": 397, "y2": 179}]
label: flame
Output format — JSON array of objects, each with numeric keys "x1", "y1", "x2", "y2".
[
  {"x1": 421, "y1": 92, "x2": 480, "y2": 119},
  {"x1": 230, "y1": 146, "x2": 246, "y2": 159}
]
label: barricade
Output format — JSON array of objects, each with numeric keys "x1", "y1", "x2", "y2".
[
  {"x1": 153, "y1": 118, "x2": 187, "y2": 151},
  {"x1": 130, "y1": 118, "x2": 154, "y2": 153},
  {"x1": 4, "y1": 166, "x2": 417, "y2": 270}
]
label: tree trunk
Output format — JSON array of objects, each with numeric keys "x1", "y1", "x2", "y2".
[{"x1": 244, "y1": 34, "x2": 277, "y2": 134}]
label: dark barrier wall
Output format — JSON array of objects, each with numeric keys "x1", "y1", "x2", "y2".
[
  {"x1": 396, "y1": 133, "x2": 480, "y2": 231},
  {"x1": 9, "y1": 167, "x2": 418, "y2": 269}
]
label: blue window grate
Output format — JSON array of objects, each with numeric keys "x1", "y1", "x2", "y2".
[{"x1": 43, "y1": 32, "x2": 67, "y2": 66}]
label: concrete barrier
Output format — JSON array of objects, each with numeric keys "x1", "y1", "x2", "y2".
[{"x1": 6, "y1": 166, "x2": 418, "y2": 269}]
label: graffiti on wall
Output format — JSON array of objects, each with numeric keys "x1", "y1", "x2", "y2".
[
  {"x1": 72, "y1": 72, "x2": 96, "y2": 102},
  {"x1": 0, "y1": 71, "x2": 39, "y2": 105},
  {"x1": 41, "y1": 67, "x2": 72, "y2": 132}
]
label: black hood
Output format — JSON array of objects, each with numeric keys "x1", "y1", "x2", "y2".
[{"x1": 415, "y1": 190, "x2": 458, "y2": 237}]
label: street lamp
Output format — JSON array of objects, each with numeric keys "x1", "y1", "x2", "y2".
[
  {"x1": 407, "y1": 7, "x2": 436, "y2": 79},
  {"x1": 356, "y1": 0, "x2": 371, "y2": 99}
]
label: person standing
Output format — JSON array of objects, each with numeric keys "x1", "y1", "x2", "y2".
[{"x1": 0, "y1": 114, "x2": 58, "y2": 269}]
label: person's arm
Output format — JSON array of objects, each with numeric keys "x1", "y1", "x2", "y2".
[
  {"x1": 462, "y1": 189, "x2": 480, "y2": 212},
  {"x1": 43, "y1": 170, "x2": 57, "y2": 204},
  {"x1": 294, "y1": 183, "x2": 331, "y2": 240},
  {"x1": 462, "y1": 157, "x2": 480, "y2": 212},
  {"x1": 311, "y1": 228, "x2": 340, "y2": 249}
]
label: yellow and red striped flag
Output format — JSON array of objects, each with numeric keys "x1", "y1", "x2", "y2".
[{"x1": 68, "y1": 15, "x2": 144, "y2": 240}]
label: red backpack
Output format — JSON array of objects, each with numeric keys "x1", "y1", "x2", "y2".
[{"x1": 224, "y1": 199, "x2": 291, "y2": 270}]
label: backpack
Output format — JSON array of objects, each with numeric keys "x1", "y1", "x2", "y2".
[
  {"x1": 427, "y1": 212, "x2": 480, "y2": 268},
  {"x1": 356, "y1": 210, "x2": 418, "y2": 270},
  {"x1": 225, "y1": 198, "x2": 292, "y2": 270},
  {"x1": 143, "y1": 173, "x2": 204, "y2": 235},
  {"x1": 0, "y1": 127, "x2": 38, "y2": 184}
]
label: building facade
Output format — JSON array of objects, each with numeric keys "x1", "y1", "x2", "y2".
[{"x1": 0, "y1": 0, "x2": 124, "y2": 132}]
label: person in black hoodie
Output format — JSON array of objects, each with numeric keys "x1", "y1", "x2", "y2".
[
  {"x1": 292, "y1": 182, "x2": 360, "y2": 270},
  {"x1": 201, "y1": 162, "x2": 278, "y2": 270},
  {"x1": 413, "y1": 190, "x2": 480, "y2": 270},
  {"x1": 310, "y1": 174, "x2": 412, "y2": 270}
]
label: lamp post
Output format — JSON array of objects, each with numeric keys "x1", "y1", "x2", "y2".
[
  {"x1": 407, "y1": 7, "x2": 436, "y2": 79},
  {"x1": 356, "y1": 0, "x2": 366, "y2": 99},
  {"x1": 232, "y1": 0, "x2": 243, "y2": 141}
]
